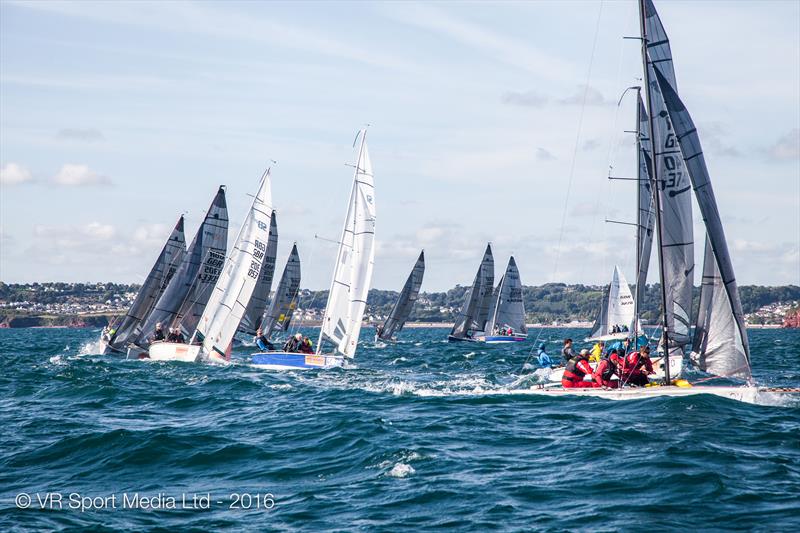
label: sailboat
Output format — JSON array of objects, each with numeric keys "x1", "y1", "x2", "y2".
[
  {"x1": 447, "y1": 244, "x2": 494, "y2": 343},
  {"x1": 586, "y1": 266, "x2": 637, "y2": 343},
  {"x1": 251, "y1": 129, "x2": 376, "y2": 370},
  {"x1": 127, "y1": 187, "x2": 229, "y2": 358},
  {"x1": 475, "y1": 256, "x2": 528, "y2": 343},
  {"x1": 236, "y1": 212, "x2": 278, "y2": 338},
  {"x1": 149, "y1": 170, "x2": 275, "y2": 363},
  {"x1": 100, "y1": 215, "x2": 186, "y2": 354},
  {"x1": 375, "y1": 251, "x2": 425, "y2": 342},
  {"x1": 259, "y1": 243, "x2": 302, "y2": 342},
  {"x1": 526, "y1": 0, "x2": 792, "y2": 400}
]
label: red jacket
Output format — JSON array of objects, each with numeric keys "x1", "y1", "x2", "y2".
[{"x1": 624, "y1": 351, "x2": 654, "y2": 375}]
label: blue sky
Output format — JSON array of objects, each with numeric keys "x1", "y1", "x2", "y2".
[{"x1": 1, "y1": 0, "x2": 798, "y2": 290}]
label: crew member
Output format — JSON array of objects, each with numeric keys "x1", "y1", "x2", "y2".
[
  {"x1": 283, "y1": 333, "x2": 302, "y2": 353},
  {"x1": 167, "y1": 328, "x2": 181, "y2": 343},
  {"x1": 300, "y1": 336, "x2": 314, "y2": 354},
  {"x1": 561, "y1": 338, "x2": 576, "y2": 363},
  {"x1": 152, "y1": 322, "x2": 165, "y2": 342},
  {"x1": 590, "y1": 340, "x2": 605, "y2": 362},
  {"x1": 537, "y1": 343, "x2": 554, "y2": 368},
  {"x1": 622, "y1": 345, "x2": 655, "y2": 386},
  {"x1": 255, "y1": 328, "x2": 274, "y2": 351},
  {"x1": 593, "y1": 350, "x2": 622, "y2": 388},
  {"x1": 562, "y1": 349, "x2": 599, "y2": 388}
]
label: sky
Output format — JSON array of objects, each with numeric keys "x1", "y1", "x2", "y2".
[{"x1": 1, "y1": 0, "x2": 798, "y2": 291}]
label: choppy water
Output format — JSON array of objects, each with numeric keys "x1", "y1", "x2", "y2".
[{"x1": 1, "y1": 327, "x2": 799, "y2": 531}]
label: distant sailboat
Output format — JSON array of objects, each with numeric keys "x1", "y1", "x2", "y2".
[
  {"x1": 128, "y1": 187, "x2": 228, "y2": 358},
  {"x1": 149, "y1": 170, "x2": 275, "y2": 363},
  {"x1": 252, "y1": 130, "x2": 376, "y2": 370},
  {"x1": 475, "y1": 256, "x2": 528, "y2": 343},
  {"x1": 376, "y1": 251, "x2": 425, "y2": 342},
  {"x1": 448, "y1": 244, "x2": 494, "y2": 343},
  {"x1": 100, "y1": 215, "x2": 186, "y2": 354},
  {"x1": 586, "y1": 266, "x2": 638, "y2": 343},
  {"x1": 260, "y1": 243, "x2": 301, "y2": 341}
]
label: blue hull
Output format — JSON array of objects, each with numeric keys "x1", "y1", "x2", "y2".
[
  {"x1": 447, "y1": 335, "x2": 477, "y2": 343},
  {"x1": 475, "y1": 335, "x2": 528, "y2": 343},
  {"x1": 250, "y1": 351, "x2": 343, "y2": 370}
]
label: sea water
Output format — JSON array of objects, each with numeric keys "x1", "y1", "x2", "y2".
[{"x1": 1, "y1": 327, "x2": 799, "y2": 531}]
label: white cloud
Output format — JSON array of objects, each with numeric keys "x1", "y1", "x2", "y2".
[
  {"x1": 502, "y1": 90, "x2": 548, "y2": 108},
  {"x1": 52, "y1": 164, "x2": 112, "y2": 186},
  {"x1": 558, "y1": 86, "x2": 613, "y2": 106},
  {"x1": 536, "y1": 148, "x2": 556, "y2": 161},
  {"x1": 768, "y1": 128, "x2": 800, "y2": 160},
  {"x1": 56, "y1": 128, "x2": 104, "y2": 142},
  {"x1": 0, "y1": 163, "x2": 33, "y2": 185}
]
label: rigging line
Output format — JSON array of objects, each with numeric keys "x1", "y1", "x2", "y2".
[{"x1": 520, "y1": 0, "x2": 607, "y2": 370}]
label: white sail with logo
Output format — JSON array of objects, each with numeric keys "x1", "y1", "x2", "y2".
[
  {"x1": 195, "y1": 171, "x2": 274, "y2": 363},
  {"x1": 317, "y1": 130, "x2": 376, "y2": 358}
]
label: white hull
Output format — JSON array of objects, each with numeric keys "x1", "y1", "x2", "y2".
[
  {"x1": 547, "y1": 355, "x2": 683, "y2": 383},
  {"x1": 146, "y1": 342, "x2": 229, "y2": 364},
  {"x1": 516, "y1": 385, "x2": 761, "y2": 402}
]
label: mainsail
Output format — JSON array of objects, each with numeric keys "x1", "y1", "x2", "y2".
[
  {"x1": 261, "y1": 243, "x2": 301, "y2": 339},
  {"x1": 136, "y1": 187, "x2": 228, "y2": 347},
  {"x1": 484, "y1": 256, "x2": 527, "y2": 335},
  {"x1": 317, "y1": 130, "x2": 376, "y2": 358},
  {"x1": 653, "y1": 67, "x2": 751, "y2": 380},
  {"x1": 195, "y1": 172, "x2": 274, "y2": 361},
  {"x1": 107, "y1": 215, "x2": 186, "y2": 350},
  {"x1": 238, "y1": 210, "x2": 278, "y2": 336},
  {"x1": 635, "y1": 93, "x2": 656, "y2": 313},
  {"x1": 588, "y1": 266, "x2": 636, "y2": 339},
  {"x1": 378, "y1": 250, "x2": 425, "y2": 340},
  {"x1": 643, "y1": 0, "x2": 694, "y2": 346},
  {"x1": 449, "y1": 244, "x2": 493, "y2": 339}
]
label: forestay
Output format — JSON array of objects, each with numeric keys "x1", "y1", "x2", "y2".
[
  {"x1": 653, "y1": 67, "x2": 751, "y2": 380},
  {"x1": 378, "y1": 251, "x2": 425, "y2": 340},
  {"x1": 238, "y1": 211, "x2": 278, "y2": 336},
  {"x1": 644, "y1": 0, "x2": 694, "y2": 346},
  {"x1": 262, "y1": 243, "x2": 301, "y2": 339},
  {"x1": 318, "y1": 130, "x2": 376, "y2": 358},
  {"x1": 485, "y1": 256, "x2": 527, "y2": 335},
  {"x1": 449, "y1": 244, "x2": 493, "y2": 339},
  {"x1": 108, "y1": 215, "x2": 186, "y2": 349},
  {"x1": 196, "y1": 172, "x2": 274, "y2": 362},
  {"x1": 136, "y1": 187, "x2": 228, "y2": 348}
]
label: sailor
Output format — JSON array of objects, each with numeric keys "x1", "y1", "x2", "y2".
[
  {"x1": 507, "y1": 326, "x2": 514, "y2": 336},
  {"x1": 561, "y1": 338, "x2": 576, "y2": 363},
  {"x1": 283, "y1": 333, "x2": 302, "y2": 353},
  {"x1": 255, "y1": 327, "x2": 274, "y2": 351},
  {"x1": 152, "y1": 322, "x2": 165, "y2": 342},
  {"x1": 300, "y1": 336, "x2": 314, "y2": 354},
  {"x1": 166, "y1": 328, "x2": 181, "y2": 343},
  {"x1": 174, "y1": 329, "x2": 185, "y2": 344},
  {"x1": 537, "y1": 343, "x2": 554, "y2": 368},
  {"x1": 376, "y1": 324, "x2": 385, "y2": 339},
  {"x1": 590, "y1": 340, "x2": 605, "y2": 363},
  {"x1": 561, "y1": 349, "x2": 599, "y2": 388},
  {"x1": 593, "y1": 350, "x2": 622, "y2": 388},
  {"x1": 622, "y1": 345, "x2": 655, "y2": 386}
]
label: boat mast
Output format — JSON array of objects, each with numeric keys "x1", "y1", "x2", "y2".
[{"x1": 638, "y1": 0, "x2": 671, "y2": 384}]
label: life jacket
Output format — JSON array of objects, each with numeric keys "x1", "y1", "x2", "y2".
[
  {"x1": 596, "y1": 357, "x2": 618, "y2": 381},
  {"x1": 563, "y1": 356, "x2": 590, "y2": 381}
]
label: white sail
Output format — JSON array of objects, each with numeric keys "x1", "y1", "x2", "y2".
[
  {"x1": 318, "y1": 131, "x2": 376, "y2": 358},
  {"x1": 196, "y1": 171, "x2": 274, "y2": 362},
  {"x1": 588, "y1": 266, "x2": 636, "y2": 340},
  {"x1": 484, "y1": 256, "x2": 527, "y2": 335}
]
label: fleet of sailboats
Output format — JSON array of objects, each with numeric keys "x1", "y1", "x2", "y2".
[{"x1": 88, "y1": 0, "x2": 797, "y2": 402}]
